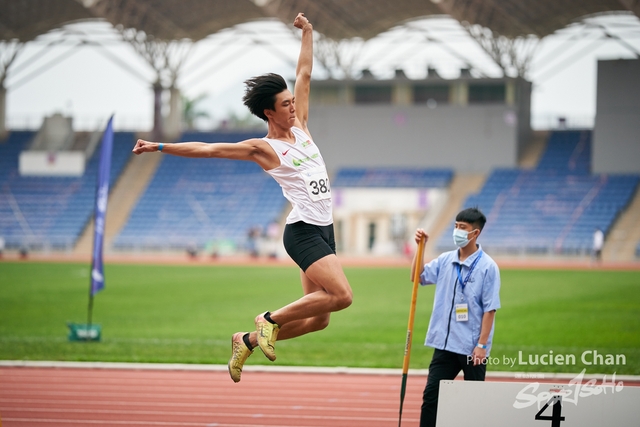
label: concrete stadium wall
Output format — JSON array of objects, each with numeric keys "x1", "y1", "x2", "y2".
[
  {"x1": 593, "y1": 59, "x2": 640, "y2": 174},
  {"x1": 308, "y1": 104, "x2": 519, "y2": 173}
]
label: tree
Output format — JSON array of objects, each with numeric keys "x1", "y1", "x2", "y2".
[{"x1": 181, "y1": 93, "x2": 210, "y2": 129}]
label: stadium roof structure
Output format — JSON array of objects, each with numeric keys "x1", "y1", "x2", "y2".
[
  {"x1": 1, "y1": 0, "x2": 639, "y2": 42},
  {"x1": 1, "y1": 0, "x2": 638, "y2": 138}
]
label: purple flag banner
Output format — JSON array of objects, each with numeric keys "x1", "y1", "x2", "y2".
[{"x1": 90, "y1": 116, "x2": 114, "y2": 296}]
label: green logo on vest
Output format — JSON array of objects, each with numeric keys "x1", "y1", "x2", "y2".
[{"x1": 292, "y1": 153, "x2": 319, "y2": 167}]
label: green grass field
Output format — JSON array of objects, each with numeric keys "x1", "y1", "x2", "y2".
[{"x1": 0, "y1": 261, "x2": 638, "y2": 374}]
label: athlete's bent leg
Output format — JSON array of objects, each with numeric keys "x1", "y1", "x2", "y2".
[
  {"x1": 276, "y1": 271, "x2": 331, "y2": 339},
  {"x1": 245, "y1": 266, "x2": 333, "y2": 343},
  {"x1": 277, "y1": 312, "x2": 330, "y2": 340},
  {"x1": 269, "y1": 254, "x2": 352, "y2": 327}
]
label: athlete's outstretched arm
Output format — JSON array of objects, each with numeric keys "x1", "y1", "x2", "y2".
[
  {"x1": 293, "y1": 13, "x2": 312, "y2": 133},
  {"x1": 132, "y1": 138, "x2": 279, "y2": 169}
]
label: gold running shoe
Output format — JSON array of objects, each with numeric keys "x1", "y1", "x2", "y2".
[
  {"x1": 228, "y1": 332, "x2": 253, "y2": 383},
  {"x1": 255, "y1": 312, "x2": 280, "y2": 361}
]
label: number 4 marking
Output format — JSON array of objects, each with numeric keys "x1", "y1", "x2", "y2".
[{"x1": 535, "y1": 395, "x2": 565, "y2": 427}]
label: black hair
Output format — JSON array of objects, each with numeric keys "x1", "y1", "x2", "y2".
[
  {"x1": 242, "y1": 73, "x2": 288, "y2": 122},
  {"x1": 456, "y1": 207, "x2": 487, "y2": 231}
]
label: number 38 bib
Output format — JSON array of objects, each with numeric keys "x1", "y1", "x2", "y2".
[{"x1": 302, "y1": 166, "x2": 331, "y2": 202}]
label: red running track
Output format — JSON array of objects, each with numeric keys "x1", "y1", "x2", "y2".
[
  {"x1": 2, "y1": 365, "x2": 639, "y2": 427},
  {"x1": 0, "y1": 366, "x2": 425, "y2": 427}
]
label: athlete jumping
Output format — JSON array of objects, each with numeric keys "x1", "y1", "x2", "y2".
[{"x1": 132, "y1": 13, "x2": 353, "y2": 382}]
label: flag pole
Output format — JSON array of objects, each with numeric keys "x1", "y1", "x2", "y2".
[
  {"x1": 87, "y1": 288, "x2": 94, "y2": 330},
  {"x1": 398, "y1": 235, "x2": 426, "y2": 426}
]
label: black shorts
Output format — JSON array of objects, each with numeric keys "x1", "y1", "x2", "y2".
[{"x1": 283, "y1": 221, "x2": 336, "y2": 272}]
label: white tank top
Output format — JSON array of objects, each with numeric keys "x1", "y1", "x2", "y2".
[{"x1": 262, "y1": 127, "x2": 333, "y2": 226}]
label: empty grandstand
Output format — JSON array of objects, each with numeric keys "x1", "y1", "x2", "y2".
[
  {"x1": 2, "y1": 125, "x2": 638, "y2": 260},
  {"x1": 112, "y1": 132, "x2": 287, "y2": 253},
  {"x1": 0, "y1": 129, "x2": 132, "y2": 251},
  {"x1": 437, "y1": 130, "x2": 639, "y2": 255},
  {"x1": 332, "y1": 167, "x2": 453, "y2": 189}
]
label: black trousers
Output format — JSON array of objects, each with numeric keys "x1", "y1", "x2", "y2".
[{"x1": 420, "y1": 348, "x2": 486, "y2": 427}]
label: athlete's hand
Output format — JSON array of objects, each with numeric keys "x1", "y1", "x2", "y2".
[
  {"x1": 414, "y1": 228, "x2": 429, "y2": 245},
  {"x1": 293, "y1": 13, "x2": 311, "y2": 30},
  {"x1": 132, "y1": 139, "x2": 159, "y2": 155}
]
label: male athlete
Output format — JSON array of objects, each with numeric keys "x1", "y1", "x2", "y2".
[{"x1": 132, "y1": 13, "x2": 353, "y2": 382}]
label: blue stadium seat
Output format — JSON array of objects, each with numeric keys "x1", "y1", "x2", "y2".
[
  {"x1": 0, "y1": 131, "x2": 133, "y2": 250},
  {"x1": 536, "y1": 130, "x2": 591, "y2": 174},
  {"x1": 436, "y1": 131, "x2": 639, "y2": 255},
  {"x1": 113, "y1": 132, "x2": 286, "y2": 250},
  {"x1": 332, "y1": 167, "x2": 453, "y2": 188}
]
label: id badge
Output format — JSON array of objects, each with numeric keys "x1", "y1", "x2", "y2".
[{"x1": 455, "y1": 303, "x2": 469, "y2": 322}]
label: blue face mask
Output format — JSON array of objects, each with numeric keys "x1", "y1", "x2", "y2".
[{"x1": 453, "y1": 228, "x2": 472, "y2": 248}]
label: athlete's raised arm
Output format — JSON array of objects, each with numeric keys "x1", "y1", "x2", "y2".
[
  {"x1": 292, "y1": 13, "x2": 313, "y2": 135},
  {"x1": 132, "y1": 138, "x2": 279, "y2": 170}
]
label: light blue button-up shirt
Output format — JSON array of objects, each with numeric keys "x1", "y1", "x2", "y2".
[{"x1": 420, "y1": 245, "x2": 501, "y2": 356}]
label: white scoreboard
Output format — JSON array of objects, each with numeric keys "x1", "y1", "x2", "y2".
[{"x1": 437, "y1": 377, "x2": 639, "y2": 426}]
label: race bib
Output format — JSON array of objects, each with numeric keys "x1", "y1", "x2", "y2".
[
  {"x1": 302, "y1": 166, "x2": 331, "y2": 202},
  {"x1": 455, "y1": 303, "x2": 469, "y2": 322}
]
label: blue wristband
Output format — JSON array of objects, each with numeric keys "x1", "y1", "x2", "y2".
[
  {"x1": 476, "y1": 343, "x2": 487, "y2": 349},
  {"x1": 158, "y1": 143, "x2": 164, "y2": 152}
]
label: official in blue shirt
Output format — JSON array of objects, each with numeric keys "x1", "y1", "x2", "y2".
[{"x1": 411, "y1": 207, "x2": 501, "y2": 427}]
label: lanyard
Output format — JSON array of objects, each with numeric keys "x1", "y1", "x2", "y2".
[{"x1": 456, "y1": 251, "x2": 483, "y2": 292}]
